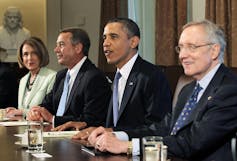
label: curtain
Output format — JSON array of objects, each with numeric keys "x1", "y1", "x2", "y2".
[
  {"x1": 206, "y1": 0, "x2": 237, "y2": 67},
  {"x1": 155, "y1": 0, "x2": 187, "y2": 66},
  {"x1": 98, "y1": 0, "x2": 128, "y2": 72},
  {"x1": 128, "y1": 0, "x2": 156, "y2": 64}
]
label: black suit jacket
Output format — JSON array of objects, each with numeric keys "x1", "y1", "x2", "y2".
[
  {"x1": 41, "y1": 58, "x2": 111, "y2": 126},
  {"x1": 126, "y1": 64, "x2": 237, "y2": 161},
  {"x1": 106, "y1": 56, "x2": 172, "y2": 130},
  {"x1": 0, "y1": 63, "x2": 18, "y2": 108}
]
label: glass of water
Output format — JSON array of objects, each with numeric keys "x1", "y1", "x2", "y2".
[
  {"x1": 26, "y1": 121, "x2": 44, "y2": 153},
  {"x1": 142, "y1": 136, "x2": 163, "y2": 161}
]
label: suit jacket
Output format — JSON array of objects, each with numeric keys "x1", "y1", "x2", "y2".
[
  {"x1": 0, "y1": 62, "x2": 18, "y2": 108},
  {"x1": 41, "y1": 58, "x2": 111, "y2": 127},
  {"x1": 126, "y1": 64, "x2": 237, "y2": 161},
  {"x1": 106, "y1": 56, "x2": 172, "y2": 130},
  {"x1": 18, "y1": 67, "x2": 56, "y2": 114}
]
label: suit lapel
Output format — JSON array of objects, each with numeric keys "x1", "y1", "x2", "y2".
[
  {"x1": 26, "y1": 69, "x2": 44, "y2": 106},
  {"x1": 63, "y1": 59, "x2": 90, "y2": 113},
  {"x1": 18, "y1": 73, "x2": 29, "y2": 107},
  {"x1": 117, "y1": 57, "x2": 143, "y2": 121},
  {"x1": 117, "y1": 73, "x2": 137, "y2": 119}
]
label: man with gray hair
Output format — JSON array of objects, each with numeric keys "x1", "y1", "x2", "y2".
[
  {"x1": 0, "y1": 6, "x2": 30, "y2": 50},
  {"x1": 88, "y1": 19, "x2": 237, "y2": 161}
]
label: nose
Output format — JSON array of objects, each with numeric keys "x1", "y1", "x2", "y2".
[
  {"x1": 27, "y1": 53, "x2": 33, "y2": 59},
  {"x1": 103, "y1": 38, "x2": 110, "y2": 47},
  {"x1": 178, "y1": 48, "x2": 189, "y2": 59},
  {"x1": 54, "y1": 46, "x2": 59, "y2": 53}
]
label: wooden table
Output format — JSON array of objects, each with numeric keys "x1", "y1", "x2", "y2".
[
  {"x1": 0, "y1": 125, "x2": 133, "y2": 161},
  {"x1": 0, "y1": 124, "x2": 185, "y2": 161}
]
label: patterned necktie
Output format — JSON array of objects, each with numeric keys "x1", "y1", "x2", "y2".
[
  {"x1": 56, "y1": 72, "x2": 71, "y2": 116},
  {"x1": 171, "y1": 83, "x2": 202, "y2": 135},
  {"x1": 113, "y1": 72, "x2": 122, "y2": 126}
]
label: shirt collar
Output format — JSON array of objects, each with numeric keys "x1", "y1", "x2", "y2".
[
  {"x1": 117, "y1": 53, "x2": 138, "y2": 80},
  {"x1": 67, "y1": 56, "x2": 87, "y2": 76},
  {"x1": 198, "y1": 63, "x2": 221, "y2": 90}
]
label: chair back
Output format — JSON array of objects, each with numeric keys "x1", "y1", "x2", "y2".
[{"x1": 172, "y1": 74, "x2": 193, "y2": 107}]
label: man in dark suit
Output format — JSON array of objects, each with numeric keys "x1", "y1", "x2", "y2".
[
  {"x1": 27, "y1": 28, "x2": 111, "y2": 127},
  {"x1": 52, "y1": 18, "x2": 172, "y2": 138},
  {"x1": 88, "y1": 20, "x2": 237, "y2": 161}
]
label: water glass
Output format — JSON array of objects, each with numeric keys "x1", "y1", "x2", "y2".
[
  {"x1": 142, "y1": 136, "x2": 163, "y2": 161},
  {"x1": 26, "y1": 121, "x2": 44, "y2": 153},
  {"x1": 0, "y1": 109, "x2": 6, "y2": 120}
]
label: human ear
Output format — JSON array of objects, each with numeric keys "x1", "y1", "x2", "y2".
[
  {"x1": 130, "y1": 36, "x2": 140, "y2": 49},
  {"x1": 211, "y1": 44, "x2": 221, "y2": 60}
]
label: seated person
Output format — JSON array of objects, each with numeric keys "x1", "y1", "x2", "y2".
[
  {"x1": 52, "y1": 18, "x2": 172, "y2": 139},
  {"x1": 27, "y1": 28, "x2": 111, "y2": 127},
  {"x1": 6, "y1": 37, "x2": 56, "y2": 117},
  {"x1": 87, "y1": 20, "x2": 237, "y2": 161}
]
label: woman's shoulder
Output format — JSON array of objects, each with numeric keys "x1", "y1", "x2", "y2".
[{"x1": 39, "y1": 67, "x2": 56, "y2": 76}]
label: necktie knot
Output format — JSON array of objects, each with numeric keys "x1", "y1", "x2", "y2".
[
  {"x1": 114, "y1": 72, "x2": 122, "y2": 81},
  {"x1": 66, "y1": 72, "x2": 71, "y2": 84}
]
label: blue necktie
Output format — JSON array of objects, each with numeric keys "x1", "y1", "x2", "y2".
[
  {"x1": 56, "y1": 72, "x2": 71, "y2": 116},
  {"x1": 113, "y1": 72, "x2": 122, "y2": 126},
  {"x1": 171, "y1": 83, "x2": 202, "y2": 135}
]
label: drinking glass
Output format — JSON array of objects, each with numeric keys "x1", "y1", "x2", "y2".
[
  {"x1": 0, "y1": 109, "x2": 6, "y2": 120},
  {"x1": 142, "y1": 136, "x2": 163, "y2": 161},
  {"x1": 26, "y1": 121, "x2": 44, "y2": 153}
]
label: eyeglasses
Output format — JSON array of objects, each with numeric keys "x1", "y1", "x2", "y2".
[{"x1": 175, "y1": 43, "x2": 215, "y2": 53}]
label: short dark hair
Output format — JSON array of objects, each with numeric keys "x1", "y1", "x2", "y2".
[
  {"x1": 17, "y1": 37, "x2": 49, "y2": 68},
  {"x1": 59, "y1": 28, "x2": 91, "y2": 56},
  {"x1": 106, "y1": 17, "x2": 140, "y2": 50}
]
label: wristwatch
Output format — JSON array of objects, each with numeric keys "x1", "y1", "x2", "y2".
[{"x1": 127, "y1": 141, "x2": 133, "y2": 155}]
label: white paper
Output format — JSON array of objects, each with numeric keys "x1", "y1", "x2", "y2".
[
  {"x1": 43, "y1": 131, "x2": 79, "y2": 137},
  {"x1": 0, "y1": 121, "x2": 50, "y2": 126},
  {"x1": 32, "y1": 153, "x2": 52, "y2": 158},
  {"x1": 0, "y1": 121, "x2": 28, "y2": 126}
]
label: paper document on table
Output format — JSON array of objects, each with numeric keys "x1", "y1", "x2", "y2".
[
  {"x1": 0, "y1": 121, "x2": 49, "y2": 126},
  {"x1": 43, "y1": 131, "x2": 79, "y2": 137},
  {"x1": 0, "y1": 121, "x2": 28, "y2": 126}
]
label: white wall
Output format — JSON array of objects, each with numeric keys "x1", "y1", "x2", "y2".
[
  {"x1": 47, "y1": 0, "x2": 101, "y2": 71},
  {"x1": 0, "y1": 0, "x2": 46, "y2": 62}
]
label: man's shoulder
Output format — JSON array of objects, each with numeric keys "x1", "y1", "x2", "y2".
[{"x1": 134, "y1": 57, "x2": 164, "y2": 76}]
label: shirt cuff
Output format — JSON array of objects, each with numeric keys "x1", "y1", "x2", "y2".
[
  {"x1": 52, "y1": 116, "x2": 55, "y2": 128},
  {"x1": 132, "y1": 138, "x2": 140, "y2": 156},
  {"x1": 112, "y1": 131, "x2": 129, "y2": 141},
  {"x1": 112, "y1": 131, "x2": 140, "y2": 156}
]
